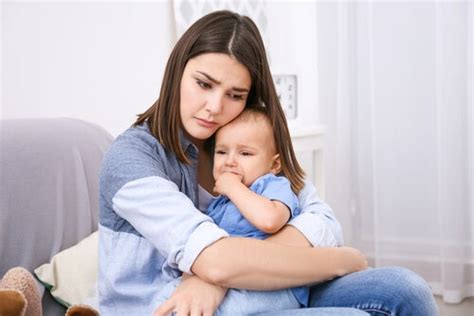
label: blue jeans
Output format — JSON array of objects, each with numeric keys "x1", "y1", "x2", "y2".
[
  {"x1": 255, "y1": 267, "x2": 438, "y2": 316},
  {"x1": 157, "y1": 267, "x2": 438, "y2": 315}
]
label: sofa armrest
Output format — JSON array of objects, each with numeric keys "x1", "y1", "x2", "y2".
[{"x1": 0, "y1": 118, "x2": 113, "y2": 313}]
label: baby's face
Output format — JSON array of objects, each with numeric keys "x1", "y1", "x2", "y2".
[{"x1": 213, "y1": 116, "x2": 278, "y2": 186}]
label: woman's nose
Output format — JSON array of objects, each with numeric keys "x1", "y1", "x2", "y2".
[{"x1": 205, "y1": 92, "x2": 224, "y2": 115}]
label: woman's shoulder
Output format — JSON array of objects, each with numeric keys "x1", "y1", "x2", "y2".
[
  {"x1": 100, "y1": 122, "x2": 172, "y2": 178},
  {"x1": 113, "y1": 123, "x2": 158, "y2": 149},
  {"x1": 105, "y1": 123, "x2": 170, "y2": 161},
  {"x1": 99, "y1": 123, "x2": 179, "y2": 200}
]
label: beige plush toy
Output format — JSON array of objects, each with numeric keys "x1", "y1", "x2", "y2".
[
  {"x1": 0, "y1": 267, "x2": 42, "y2": 316},
  {"x1": 0, "y1": 267, "x2": 98, "y2": 316}
]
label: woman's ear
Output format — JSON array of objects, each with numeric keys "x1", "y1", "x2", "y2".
[{"x1": 270, "y1": 154, "x2": 281, "y2": 174}]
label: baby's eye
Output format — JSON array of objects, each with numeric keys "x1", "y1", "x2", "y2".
[
  {"x1": 215, "y1": 150, "x2": 226, "y2": 155},
  {"x1": 241, "y1": 152, "x2": 253, "y2": 156},
  {"x1": 197, "y1": 80, "x2": 211, "y2": 89}
]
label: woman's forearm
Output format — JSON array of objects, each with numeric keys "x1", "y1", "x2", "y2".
[{"x1": 191, "y1": 236, "x2": 367, "y2": 290}]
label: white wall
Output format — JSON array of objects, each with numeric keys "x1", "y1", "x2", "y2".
[
  {"x1": 1, "y1": 1, "x2": 319, "y2": 137},
  {"x1": 265, "y1": 1, "x2": 319, "y2": 131},
  {"x1": 2, "y1": 1, "x2": 175, "y2": 136}
]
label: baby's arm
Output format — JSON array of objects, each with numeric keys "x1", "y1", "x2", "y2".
[
  {"x1": 289, "y1": 180, "x2": 342, "y2": 247},
  {"x1": 268, "y1": 181, "x2": 342, "y2": 248},
  {"x1": 214, "y1": 172, "x2": 290, "y2": 233}
]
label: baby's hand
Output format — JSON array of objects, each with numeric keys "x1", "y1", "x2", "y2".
[{"x1": 214, "y1": 172, "x2": 243, "y2": 196}]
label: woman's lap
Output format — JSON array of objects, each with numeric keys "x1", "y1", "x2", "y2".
[
  {"x1": 255, "y1": 266, "x2": 437, "y2": 315},
  {"x1": 156, "y1": 267, "x2": 437, "y2": 316},
  {"x1": 308, "y1": 266, "x2": 438, "y2": 316}
]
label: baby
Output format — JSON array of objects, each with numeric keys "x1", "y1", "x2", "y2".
[
  {"x1": 207, "y1": 106, "x2": 308, "y2": 308},
  {"x1": 154, "y1": 107, "x2": 310, "y2": 314}
]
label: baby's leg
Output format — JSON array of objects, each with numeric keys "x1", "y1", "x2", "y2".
[{"x1": 215, "y1": 288, "x2": 300, "y2": 316}]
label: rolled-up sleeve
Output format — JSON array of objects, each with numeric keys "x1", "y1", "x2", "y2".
[
  {"x1": 100, "y1": 127, "x2": 229, "y2": 275},
  {"x1": 112, "y1": 176, "x2": 229, "y2": 274},
  {"x1": 99, "y1": 125, "x2": 231, "y2": 313},
  {"x1": 288, "y1": 181, "x2": 343, "y2": 247}
]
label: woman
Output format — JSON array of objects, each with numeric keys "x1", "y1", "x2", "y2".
[{"x1": 99, "y1": 10, "x2": 437, "y2": 316}]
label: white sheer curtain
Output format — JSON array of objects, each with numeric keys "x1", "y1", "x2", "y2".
[{"x1": 317, "y1": 1, "x2": 473, "y2": 304}]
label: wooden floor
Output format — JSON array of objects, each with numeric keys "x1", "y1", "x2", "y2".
[{"x1": 435, "y1": 296, "x2": 474, "y2": 316}]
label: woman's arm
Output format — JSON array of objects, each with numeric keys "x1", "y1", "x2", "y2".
[
  {"x1": 287, "y1": 180, "x2": 343, "y2": 247},
  {"x1": 265, "y1": 224, "x2": 312, "y2": 247},
  {"x1": 154, "y1": 274, "x2": 227, "y2": 316},
  {"x1": 191, "y1": 179, "x2": 365, "y2": 290},
  {"x1": 105, "y1": 131, "x2": 362, "y2": 292},
  {"x1": 267, "y1": 180, "x2": 343, "y2": 248},
  {"x1": 191, "y1": 237, "x2": 367, "y2": 290}
]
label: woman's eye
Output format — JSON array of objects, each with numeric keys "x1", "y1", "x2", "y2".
[
  {"x1": 228, "y1": 93, "x2": 244, "y2": 100},
  {"x1": 197, "y1": 80, "x2": 211, "y2": 89}
]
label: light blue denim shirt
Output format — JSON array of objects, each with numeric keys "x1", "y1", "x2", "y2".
[{"x1": 98, "y1": 123, "x2": 342, "y2": 315}]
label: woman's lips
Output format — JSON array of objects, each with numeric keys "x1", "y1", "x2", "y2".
[{"x1": 195, "y1": 118, "x2": 218, "y2": 128}]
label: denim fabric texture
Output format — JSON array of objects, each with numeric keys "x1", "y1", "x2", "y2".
[
  {"x1": 306, "y1": 266, "x2": 438, "y2": 316},
  {"x1": 156, "y1": 267, "x2": 437, "y2": 316}
]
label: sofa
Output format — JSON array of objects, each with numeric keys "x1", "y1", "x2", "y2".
[{"x1": 0, "y1": 118, "x2": 113, "y2": 315}]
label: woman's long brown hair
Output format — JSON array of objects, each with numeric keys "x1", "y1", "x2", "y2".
[{"x1": 134, "y1": 10, "x2": 305, "y2": 193}]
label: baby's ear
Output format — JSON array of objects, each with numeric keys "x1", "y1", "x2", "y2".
[{"x1": 270, "y1": 154, "x2": 281, "y2": 174}]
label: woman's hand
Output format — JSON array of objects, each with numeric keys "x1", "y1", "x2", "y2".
[
  {"x1": 153, "y1": 274, "x2": 227, "y2": 316},
  {"x1": 336, "y1": 246, "x2": 368, "y2": 276},
  {"x1": 267, "y1": 226, "x2": 367, "y2": 276}
]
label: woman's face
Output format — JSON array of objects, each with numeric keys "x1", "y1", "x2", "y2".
[{"x1": 180, "y1": 53, "x2": 251, "y2": 145}]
